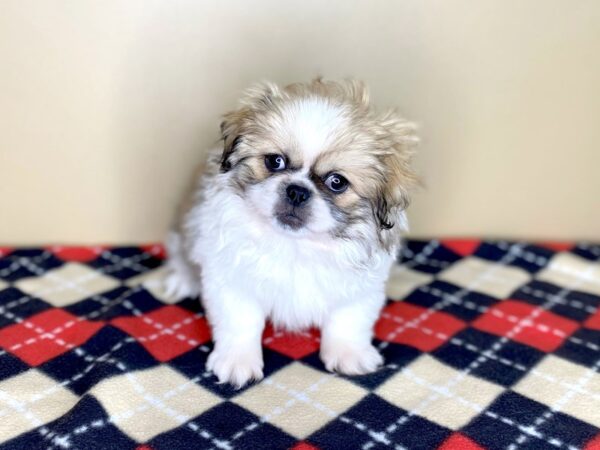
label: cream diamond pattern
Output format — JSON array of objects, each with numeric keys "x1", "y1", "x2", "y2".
[
  {"x1": 125, "y1": 266, "x2": 180, "y2": 304},
  {"x1": 376, "y1": 355, "x2": 505, "y2": 430},
  {"x1": 536, "y1": 253, "x2": 600, "y2": 297},
  {"x1": 514, "y1": 355, "x2": 600, "y2": 428},
  {"x1": 15, "y1": 263, "x2": 120, "y2": 306},
  {"x1": 90, "y1": 365, "x2": 222, "y2": 442},
  {"x1": 437, "y1": 257, "x2": 531, "y2": 298},
  {"x1": 0, "y1": 369, "x2": 79, "y2": 442},
  {"x1": 386, "y1": 265, "x2": 434, "y2": 300},
  {"x1": 233, "y1": 362, "x2": 367, "y2": 439}
]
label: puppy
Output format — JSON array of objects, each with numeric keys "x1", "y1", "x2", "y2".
[{"x1": 165, "y1": 78, "x2": 418, "y2": 387}]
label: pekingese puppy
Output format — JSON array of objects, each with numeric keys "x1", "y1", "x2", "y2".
[{"x1": 165, "y1": 78, "x2": 418, "y2": 387}]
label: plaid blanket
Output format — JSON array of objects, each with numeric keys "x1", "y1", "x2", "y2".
[{"x1": 0, "y1": 240, "x2": 599, "y2": 450}]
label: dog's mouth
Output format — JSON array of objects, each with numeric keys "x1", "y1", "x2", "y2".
[{"x1": 275, "y1": 212, "x2": 305, "y2": 230}]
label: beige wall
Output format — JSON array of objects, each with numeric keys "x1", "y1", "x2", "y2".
[{"x1": 1, "y1": 0, "x2": 599, "y2": 245}]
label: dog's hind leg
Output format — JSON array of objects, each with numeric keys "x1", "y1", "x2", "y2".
[{"x1": 164, "y1": 231, "x2": 202, "y2": 300}]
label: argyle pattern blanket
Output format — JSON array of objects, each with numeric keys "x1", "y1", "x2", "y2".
[{"x1": 0, "y1": 240, "x2": 599, "y2": 450}]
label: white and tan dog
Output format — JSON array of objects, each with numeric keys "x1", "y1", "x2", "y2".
[{"x1": 165, "y1": 79, "x2": 418, "y2": 387}]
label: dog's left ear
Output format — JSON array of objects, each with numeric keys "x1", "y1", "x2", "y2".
[
  {"x1": 219, "y1": 82, "x2": 283, "y2": 172},
  {"x1": 373, "y1": 111, "x2": 420, "y2": 230}
]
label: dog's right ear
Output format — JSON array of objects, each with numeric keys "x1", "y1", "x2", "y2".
[
  {"x1": 219, "y1": 109, "x2": 246, "y2": 173},
  {"x1": 219, "y1": 123, "x2": 242, "y2": 173},
  {"x1": 219, "y1": 82, "x2": 282, "y2": 172}
]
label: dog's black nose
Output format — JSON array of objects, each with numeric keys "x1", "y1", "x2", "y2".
[{"x1": 286, "y1": 184, "x2": 311, "y2": 207}]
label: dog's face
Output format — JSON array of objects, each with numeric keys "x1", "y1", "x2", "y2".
[{"x1": 218, "y1": 79, "x2": 418, "y2": 248}]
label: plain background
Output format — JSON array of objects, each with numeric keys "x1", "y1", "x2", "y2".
[{"x1": 1, "y1": 0, "x2": 599, "y2": 245}]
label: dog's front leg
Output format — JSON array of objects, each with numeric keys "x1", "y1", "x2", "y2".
[
  {"x1": 204, "y1": 286, "x2": 265, "y2": 388},
  {"x1": 320, "y1": 297, "x2": 384, "y2": 375}
]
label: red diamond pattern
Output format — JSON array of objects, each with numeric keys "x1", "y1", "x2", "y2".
[
  {"x1": 0, "y1": 309, "x2": 103, "y2": 366},
  {"x1": 375, "y1": 302, "x2": 466, "y2": 351},
  {"x1": 584, "y1": 309, "x2": 600, "y2": 331},
  {"x1": 441, "y1": 239, "x2": 481, "y2": 256},
  {"x1": 47, "y1": 245, "x2": 107, "y2": 262},
  {"x1": 437, "y1": 433, "x2": 485, "y2": 450},
  {"x1": 111, "y1": 305, "x2": 211, "y2": 362},
  {"x1": 290, "y1": 443, "x2": 321, "y2": 450},
  {"x1": 536, "y1": 241, "x2": 574, "y2": 252},
  {"x1": 585, "y1": 434, "x2": 600, "y2": 450},
  {"x1": 262, "y1": 324, "x2": 320, "y2": 359},
  {"x1": 472, "y1": 300, "x2": 579, "y2": 352},
  {"x1": 140, "y1": 244, "x2": 166, "y2": 259}
]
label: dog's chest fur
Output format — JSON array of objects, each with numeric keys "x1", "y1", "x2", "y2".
[{"x1": 185, "y1": 177, "x2": 393, "y2": 331}]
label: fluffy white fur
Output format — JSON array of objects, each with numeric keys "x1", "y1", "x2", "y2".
[{"x1": 164, "y1": 79, "x2": 416, "y2": 388}]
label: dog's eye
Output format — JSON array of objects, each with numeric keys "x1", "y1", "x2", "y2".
[
  {"x1": 265, "y1": 154, "x2": 287, "y2": 172},
  {"x1": 324, "y1": 173, "x2": 349, "y2": 193}
]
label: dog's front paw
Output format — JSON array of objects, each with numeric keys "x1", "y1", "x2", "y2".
[
  {"x1": 207, "y1": 346, "x2": 264, "y2": 388},
  {"x1": 321, "y1": 341, "x2": 383, "y2": 376}
]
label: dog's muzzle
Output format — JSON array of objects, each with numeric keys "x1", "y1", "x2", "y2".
[{"x1": 274, "y1": 183, "x2": 312, "y2": 230}]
